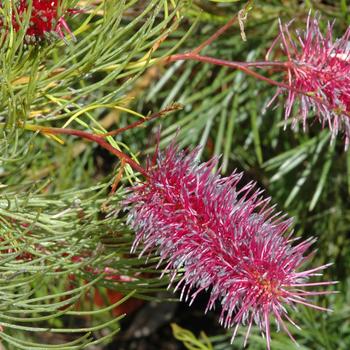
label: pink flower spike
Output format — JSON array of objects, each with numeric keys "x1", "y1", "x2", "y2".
[
  {"x1": 126, "y1": 142, "x2": 335, "y2": 348},
  {"x1": 268, "y1": 14, "x2": 350, "y2": 148},
  {"x1": 1, "y1": 0, "x2": 76, "y2": 43}
]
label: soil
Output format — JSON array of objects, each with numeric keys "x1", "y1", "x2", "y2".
[{"x1": 107, "y1": 291, "x2": 223, "y2": 350}]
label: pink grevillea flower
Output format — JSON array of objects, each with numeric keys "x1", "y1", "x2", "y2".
[
  {"x1": 267, "y1": 15, "x2": 350, "y2": 148},
  {"x1": 1, "y1": 0, "x2": 75, "y2": 42},
  {"x1": 127, "y1": 144, "x2": 335, "y2": 349}
]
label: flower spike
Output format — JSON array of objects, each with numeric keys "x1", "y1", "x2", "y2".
[
  {"x1": 268, "y1": 14, "x2": 350, "y2": 148},
  {"x1": 127, "y1": 143, "x2": 335, "y2": 349},
  {"x1": 1, "y1": 0, "x2": 76, "y2": 43}
]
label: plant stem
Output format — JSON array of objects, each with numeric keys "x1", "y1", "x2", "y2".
[
  {"x1": 192, "y1": 0, "x2": 254, "y2": 54},
  {"x1": 168, "y1": 53, "x2": 292, "y2": 90},
  {"x1": 21, "y1": 104, "x2": 183, "y2": 178},
  {"x1": 167, "y1": 53, "x2": 344, "y2": 116},
  {"x1": 24, "y1": 125, "x2": 148, "y2": 177},
  {"x1": 101, "y1": 103, "x2": 182, "y2": 137}
]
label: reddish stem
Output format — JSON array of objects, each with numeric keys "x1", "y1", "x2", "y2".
[
  {"x1": 167, "y1": 53, "x2": 344, "y2": 116},
  {"x1": 192, "y1": 0, "x2": 254, "y2": 54},
  {"x1": 39, "y1": 126, "x2": 148, "y2": 177},
  {"x1": 168, "y1": 53, "x2": 292, "y2": 90},
  {"x1": 101, "y1": 103, "x2": 182, "y2": 137}
]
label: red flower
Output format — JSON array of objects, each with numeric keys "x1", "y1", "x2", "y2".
[
  {"x1": 3, "y1": 0, "x2": 75, "y2": 42},
  {"x1": 127, "y1": 143, "x2": 335, "y2": 349},
  {"x1": 267, "y1": 14, "x2": 350, "y2": 147}
]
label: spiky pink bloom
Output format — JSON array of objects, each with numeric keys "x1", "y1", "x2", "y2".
[
  {"x1": 127, "y1": 144, "x2": 334, "y2": 349},
  {"x1": 1, "y1": 0, "x2": 75, "y2": 42},
  {"x1": 267, "y1": 15, "x2": 350, "y2": 147}
]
